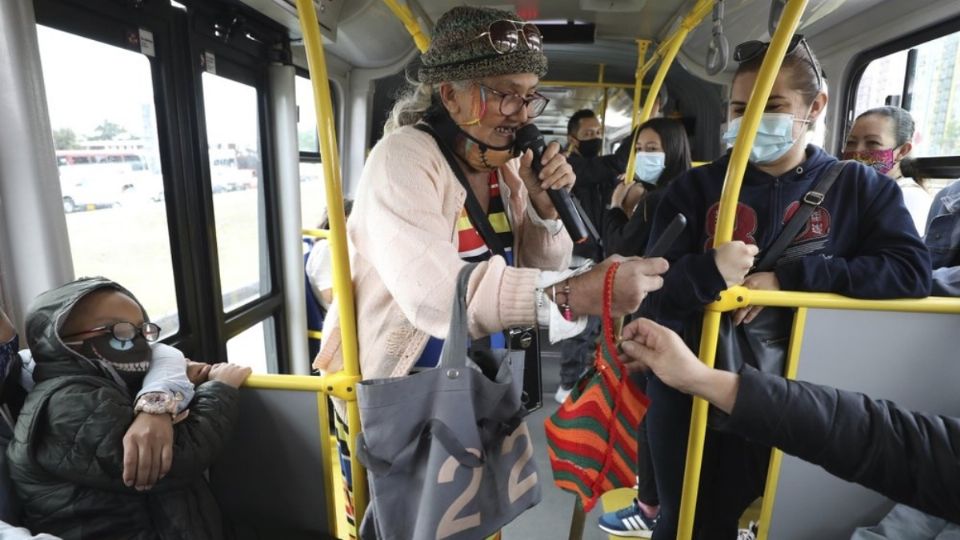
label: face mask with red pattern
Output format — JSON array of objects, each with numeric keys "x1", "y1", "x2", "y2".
[{"x1": 842, "y1": 148, "x2": 897, "y2": 175}]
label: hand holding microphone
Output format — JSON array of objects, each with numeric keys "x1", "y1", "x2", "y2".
[{"x1": 515, "y1": 123, "x2": 589, "y2": 244}]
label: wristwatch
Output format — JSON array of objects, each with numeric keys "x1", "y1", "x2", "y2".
[{"x1": 134, "y1": 392, "x2": 180, "y2": 416}]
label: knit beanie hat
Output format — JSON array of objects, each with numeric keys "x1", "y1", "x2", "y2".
[{"x1": 415, "y1": 6, "x2": 548, "y2": 84}]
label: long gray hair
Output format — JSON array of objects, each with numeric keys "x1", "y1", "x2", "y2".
[{"x1": 384, "y1": 80, "x2": 471, "y2": 134}]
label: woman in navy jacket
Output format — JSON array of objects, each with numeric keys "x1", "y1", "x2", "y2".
[{"x1": 638, "y1": 37, "x2": 931, "y2": 540}]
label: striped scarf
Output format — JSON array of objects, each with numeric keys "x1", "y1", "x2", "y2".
[{"x1": 414, "y1": 171, "x2": 514, "y2": 370}]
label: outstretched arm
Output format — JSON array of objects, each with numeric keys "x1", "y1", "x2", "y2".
[{"x1": 620, "y1": 318, "x2": 960, "y2": 524}]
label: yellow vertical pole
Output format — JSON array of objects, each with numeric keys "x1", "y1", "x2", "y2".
[
  {"x1": 293, "y1": 0, "x2": 368, "y2": 531},
  {"x1": 624, "y1": 0, "x2": 713, "y2": 184},
  {"x1": 598, "y1": 64, "x2": 608, "y2": 147},
  {"x1": 756, "y1": 308, "x2": 806, "y2": 540},
  {"x1": 632, "y1": 39, "x2": 653, "y2": 129},
  {"x1": 676, "y1": 1, "x2": 810, "y2": 538},
  {"x1": 382, "y1": 0, "x2": 430, "y2": 52}
]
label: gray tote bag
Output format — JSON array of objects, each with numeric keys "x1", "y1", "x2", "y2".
[{"x1": 355, "y1": 263, "x2": 541, "y2": 540}]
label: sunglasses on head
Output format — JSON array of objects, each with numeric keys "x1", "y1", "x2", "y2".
[
  {"x1": 474, "y1": 20, "x2": 543, "y2": 55},
  {"x1": 734, "y1": 34, "x2": 823, "y2": 91}
]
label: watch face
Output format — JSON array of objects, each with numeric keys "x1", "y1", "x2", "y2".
[{"x1": 137, "y1": 393, "x2": 174, "y2": 414}]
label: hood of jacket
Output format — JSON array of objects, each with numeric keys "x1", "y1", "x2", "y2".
[
  {"x1": 707, "y1": 144, "x2": 837, "y2": 187},
  {"x1": 25, "y1": 277, "x2": 148, "y2": 384}
]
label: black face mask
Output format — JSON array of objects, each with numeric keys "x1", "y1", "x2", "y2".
[
  {"x1": 77, "y1": 334, "x2": 151, "y2": 388},
  {"x1": 576, "y1": 138, "x2": 602, "y2": 158}
]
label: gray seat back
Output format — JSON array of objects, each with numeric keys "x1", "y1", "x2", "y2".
[
  {"x1": 767, "y1": 309, "x2": 960, "y2": 538},
  {"x1": 209, "y1": 384, "x2": 336, "y2": 540}
]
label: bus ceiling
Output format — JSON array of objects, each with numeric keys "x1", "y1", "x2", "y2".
[{"x1": 237, "y1": 0, "x2": 884, "y2": 81}]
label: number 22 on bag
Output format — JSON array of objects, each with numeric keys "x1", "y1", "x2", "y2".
[{"x1": 435, "y1": 422, "x2": 537, "y2": 539}]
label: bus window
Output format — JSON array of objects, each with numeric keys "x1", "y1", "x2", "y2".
[
  {"x1": 226, "y1": 318, "x2": 277, "y2": 373},
  {"x1": 201, "y1": 72, "x2": 270, "y2": 313},
  {"x1": 854, "y1": 30, "x2": 960, "y2": 161},
  {"x1": 37, "y1": 25, "x2": 180, "y2": 336},
  {"x1": 295, "y1": 75, "x2": 326, "y2": 230}
]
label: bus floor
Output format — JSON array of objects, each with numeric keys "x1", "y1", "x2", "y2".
[{"x1": 502, "y1": 345, "x2": 615, "y2": 540}]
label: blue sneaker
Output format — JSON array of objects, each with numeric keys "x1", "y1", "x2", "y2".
[{"x1": 597, "y1": 499, "x2": 657, "y2": 538}]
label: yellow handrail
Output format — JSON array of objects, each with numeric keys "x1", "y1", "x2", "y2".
[
  {"x1": 382, "y1": 0, "x2": 430, "y2": 53},
  {"x1": 677, "y1": 1, "x2": 810, "y2": 538},
  {"x1": 624, "y1": 0, "x2": 715, "y2": 185},
  {"x1": 303, "y1": 228, "x2": 329, "y2": 239},
  {"x1": 541, "y1": 80, "x2": 640, "y2": 90},
  {"x1": 711, "y1": 287, "x2": 960, "y2": 314},
  {"x1": 631, "y1": 39, "x2": 653, "y2": 129},
  {"x1": 294, "y1": 0, "x2": 367, "y2": 532}
]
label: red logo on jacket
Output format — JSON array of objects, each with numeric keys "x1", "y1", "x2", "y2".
[{"x1": 705, "y1": 202, "x2": 759, "y2": 250}]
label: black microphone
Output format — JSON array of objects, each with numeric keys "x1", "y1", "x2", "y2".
[{"x1": 514, "y1": 124, "x2": 589, "y2": 244}]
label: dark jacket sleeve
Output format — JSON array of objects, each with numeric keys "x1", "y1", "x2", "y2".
[
  {"x1": 35, "y1": 380, "x2": 238, "y2": 494},
  {"x1": 644, "y1": 175, "x2": 727, "y2": 331},
  {"x1": 604, "y1": 192, "x2": 661, "y2": 258},
  {"x1": 774, "y1": 168, "x2": 932, "y2": 298},
  {"x1": 719, "y1": 367, "x2": 960, "y2": 524}
]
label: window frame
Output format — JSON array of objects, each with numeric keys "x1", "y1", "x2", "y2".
[
  {"x1": 841, "y1": 14, "x2": 960, "y2": 158},
  {"x1": 34, "y1": 0, "x2": 295, "y2": 373}
]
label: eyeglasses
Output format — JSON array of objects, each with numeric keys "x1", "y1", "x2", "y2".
[
  {"x1": 62, "y1": 321, "x2": 161, "y2": 343},
  {"x1": 474, "y1": 20, "x2": 543, "y2": 55},
  {"x1": 479, "y1": 84, "x2": 550, "y2": 118},
  {"x1": 733, "y1": 34, "x2": 824, "y2": 91}
]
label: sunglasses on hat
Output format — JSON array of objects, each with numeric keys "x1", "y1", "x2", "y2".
[
  {"x1": 474, "y1": 20, "x2": 543, "y2": 55},
  {"x1": 734, "y1": 34, "x2": 823, "y2": 91}
]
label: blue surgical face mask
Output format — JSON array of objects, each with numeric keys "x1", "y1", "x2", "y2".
[
  {"x1": 722, "y1": 113, "x2": 807, "y2": 165},
  {"x1": 635, "y1": 151, "x2": 666, "y2": 185}
]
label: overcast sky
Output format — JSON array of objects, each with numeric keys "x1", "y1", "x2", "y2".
[{"x1": 37, "y1": 25, "x2": 258, "y2": 150}]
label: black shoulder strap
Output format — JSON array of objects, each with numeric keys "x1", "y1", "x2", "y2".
[
  {"x1": 754, "y1": 160, "x2": 848, "y2": 272},
  {"x1": 415, "y1": 123, "x2": 507, "y2": 258}
]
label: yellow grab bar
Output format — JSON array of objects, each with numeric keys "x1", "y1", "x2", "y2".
[
  {"x1": 677, "y1": 1, "x2": 810, "y2": 538},
  {"x1": 303, "y1": 228, "x2": 330, "y2": 239},
  {"x1": 541, "y1": 80, "x2": 639, "y2": 90},
  {"x1": 625, "y1": 0, "x2": 715, "y2": 184},
  {"x1": 711, "y1": 287, "x2": 960, "y2": 314},
  {"x1": 294, "y1": 0, "x2": 367, "y2": 529},
  {"x1": 383, "y1": 0, "x2": 430, "y2": 53},
  {"x1": 631, "y1": 39, "x2": 653, "y2": 128}
]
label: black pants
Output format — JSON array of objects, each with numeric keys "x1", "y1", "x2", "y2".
[
  {"x1": 630, "y1": 370, "x2": 658, "y2": 506},
  {"x1": 558, "y1": 315, "x2": 601, "y2": 388},
  {"x1": 647, "y1": 374, "x2": 769, "y2": 540}
]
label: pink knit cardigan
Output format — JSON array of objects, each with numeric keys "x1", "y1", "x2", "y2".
[{"x1": 314, "y1": 125, "x2": 572, "y2": 381}]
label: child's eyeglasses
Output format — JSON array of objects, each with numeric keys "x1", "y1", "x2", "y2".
[{"x1": 62, "y1": 321, "x2": 161, "y2": 343}]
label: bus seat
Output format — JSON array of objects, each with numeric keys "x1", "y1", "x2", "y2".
[
  {"x1": 209, "y1": 385, "x2": 335, "y2": 540},
  {"x1": 766, "y1": 309, "x2": 960, "y2": 539}
]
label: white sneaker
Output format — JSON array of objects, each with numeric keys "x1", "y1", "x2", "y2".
[
  {"x1": 554, "y1": 385, "x2": 572, "y2": 404},
  {"x1": 737, "y1": 521, "x2": 759, "y2": 540}
]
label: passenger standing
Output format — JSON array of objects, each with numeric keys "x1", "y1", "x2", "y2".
[
  {"x1": 555, "y1": 110, "x2": 630, "y2": 402},
  {"x1": 597, "y1": 117, "x2": 692, "y2": 538},
  {"x1": 926, "y1": 179, "x2": 960, "y2": 296},
  {"x1": 844, "y1": 106, "x2": 932, "y2": 233},
  {"x1": 641, "y1": 36, "x2": 931, "y2": 540},
  {"x1": 312, "y1": 6, "x2": 668, "y2": 533},
  {"x1": 604, "y1": 118, "x2": 693, "y2": 258}
]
